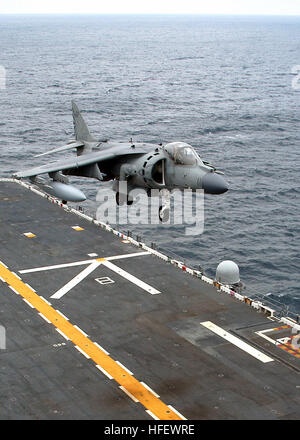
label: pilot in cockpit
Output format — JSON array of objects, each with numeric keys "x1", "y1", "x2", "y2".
[{"x1": 163, "y1": 142, "x2": 202, "y2": 166}]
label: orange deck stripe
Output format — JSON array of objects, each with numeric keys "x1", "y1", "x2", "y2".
[{"x1": 278, "y1": 344, "x2": 300, "y2": 359}]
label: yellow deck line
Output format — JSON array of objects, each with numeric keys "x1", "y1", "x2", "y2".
[{"x1": 0, "y1": 262, "x2": 183, "y2": 420}]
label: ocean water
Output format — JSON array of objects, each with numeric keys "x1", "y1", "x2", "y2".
[{"x1": 0, "y1": 14, "x2": 299, "y2": 314}]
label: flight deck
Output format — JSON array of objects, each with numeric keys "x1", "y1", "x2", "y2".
[{"x1": 0, "y1": 180, "x2": 299, "y2": 420}]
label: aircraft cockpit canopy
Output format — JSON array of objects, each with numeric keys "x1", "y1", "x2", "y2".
[{"x1": 163, "y1": 142, "x2": 202, "y2": 166}]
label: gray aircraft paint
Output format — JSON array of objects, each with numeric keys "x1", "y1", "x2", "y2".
[{"x1": 13, "y1": 102, "x2": 228, "y2": 202}]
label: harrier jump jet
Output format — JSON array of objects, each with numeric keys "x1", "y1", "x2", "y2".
[{"x1": 13, "y1": 102, "x2": 229, "y2": 208}]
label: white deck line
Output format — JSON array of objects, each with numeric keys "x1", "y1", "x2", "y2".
[
  {"x1": 12, "y1": 272, "x2": 21, "y2": 280},
  {"x1": 40, "y1": 296, "x2": 51, "y2": 305},
  {"x1": 146, "y1": 409, "x2": 160, "y2": 420},
  {"x1": 73, "y1": 325, "x2": 89, "y2": 337},
  {"x1": 201, "y1": 321, "x2": 274, "y2": 363},
  {"x1": 102, "y1": 260, "x2": 160, "y2": 295},
  {"x1": 258, "y1": 328, "x2": 277, "y2": 334},
  {"x1": 140, "y1": 382, "x2": 160, "y2": 398},
  {"x1": 8, "y1": 285, "x2": 19, "y2": 295},
  {"x1": 19, "y1": 259, "x2": 93, "y2": 274},
  {"x1": 95, "y1": 364, "x2": 113, "y2": 379},
  {"x1": 38, "y1": 312, "x2": 51, "y2": 324},
  {"x1": 255, "y1": 331, "x2": 278, "y2": 345},
  {"x1": 55, "y1": 328, "x2": 70, "y2": 341},
  {"x1": 55, "y1": 310, "x2": 69, "y2": 320},
  {"x1": 50, "y1": 261, "x2": 101, "y2": 299},
  {"x1": 75, "y1": 345, "x2": 90, "y2": 359},
  {"x1": 115, "y1": 361, "x2": 134, "y2": 375},
  {"x1": 18, "y1": 252, "x2": 151, "y2": 274},
  {"x1": 119, "y1": 386, "x2": 139, "y2": 403},
  {"x1": 106, "y1": 251, "x2": 151, "y2": 261},
  {"x1": 93, "y1": 342, "x2": 110, "y2": 355},
  {"x1": 23, "y1": 298, "x2": 35, "y2": 308},
  {"x1": 167, "y1": 405, "x2": 187, "y2": 420}
]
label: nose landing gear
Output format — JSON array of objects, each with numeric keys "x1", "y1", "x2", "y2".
[
  {"x1": 159, "y1": 189, "x2": 170, "y2": 223},
  {"x1": 116, "y1": 192, "x2": 134, "y2": 206}
]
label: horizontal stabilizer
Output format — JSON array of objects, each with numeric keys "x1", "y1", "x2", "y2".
[{"x1": 34, "y1": 141, "x2": 85, "y2": 158}]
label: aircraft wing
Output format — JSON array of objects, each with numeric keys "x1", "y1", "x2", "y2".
[
  {"x1": 13, "y1": 144, "x2": 146, "y2": 179},
  {"x1": 34, "y1": 141, "x2": 85, "y2": 157}
]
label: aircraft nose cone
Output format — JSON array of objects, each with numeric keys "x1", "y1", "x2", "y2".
[{"x1": 202, "y1": 172, "x2": 229, "y2": 194}]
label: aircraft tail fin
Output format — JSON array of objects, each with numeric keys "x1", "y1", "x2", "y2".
[{"x1": 72, "y1": 101, "x2": 96, "y2": 142}]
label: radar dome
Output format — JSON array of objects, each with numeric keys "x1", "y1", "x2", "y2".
[{"x1": 216, "y1": 261, "x2": 240, "y2": 285}]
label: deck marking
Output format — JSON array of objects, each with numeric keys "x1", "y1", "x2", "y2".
[
  {"x1": 256, "y1": 326, "x2": 297, "y2": 354},
  {"x1": 255, "y1": 331, "x2": 278, "y2": 345},
  {"x1": 19, "y1": 260, "x2": 95, "y2": 274},
  {"x1": 50, "y1": 260, "x2": 102, "y2": 299},
  {"x1": 0, "y1": 261, "x2": 184, "y2": 420},
  {"x1": 278, "y1": 343, "x2": 300, "y2": 359},
  {"x1": 38, "y1": 312, "x2": 51, "y2": 324},
  {"x1": 20, "y1": 252, "x2": 156, "y2": 301},
  {"x1": 93, "y1": 342, "x2": 110, "y2": 355},
  {"x1": 146, "y1": 409, "x2": 160, "y2": 420},
  {"x1": 19, "y1": 251, "x2": 151, "y2": 274},
  {"x1": 73, "y1": 325, "x2": 89, "y2": 337},
  {"x1": 71, "y1": 226, "x2": 84, "y2": 231},
  {"x1": 167, "y1": 405, "x2": 187, "y2": 420},
  {"x1": 257, "y1": 326, "x2": 300, "y2": 360},
  {"x1": 55, "y1": 310, "x2": 69, "y2": 320},
  {"x1": 119, "y1": 386, "x2": 139, "y2": 403},
  {"x1": 106, "y1": 251, "x2": 151, "y2": 261},
  {"x1": 56, "y1": 328, "x2": 70, "y2": 341},
  {"x1": 140, "y1": 382, "x2": 160, "y2": 398},
  {"x1": 116, "y1": 361, "x2": 134, "y2": 375},
  {"x1": 75, "y1": 345, "x2": 90, "y2": 359},
  {"x1": 9, "y1": 285, "x2": 19, "y2": 295},
  {"x1": 95, "y1": 276, "x2": 115, "y2": 285},
  {"x1": 95, "y1": 365, "x2": 113, "y2": 379},
  {"x1": 23, "y1": 298, "x2": 35, "y2": 308},
  {"x1": 101, "y1": 260, "x2": 160, "y2": 295},
  {"x1": 277, "y1": 338, "x2": 290, "y2": 344},
  {"x1": 201, "y1": 321, "x2": 274, "y2": 363},
  {"x1": 40, "y1": 296, "x2": 51, "y2": 305}
]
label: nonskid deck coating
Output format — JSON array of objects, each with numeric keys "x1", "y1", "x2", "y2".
[{"x1": 0, "y1": 181, "x2": 299, "y2": 420}]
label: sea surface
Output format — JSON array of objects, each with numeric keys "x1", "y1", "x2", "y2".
[{"x1": 0, "y1": 14, "x2": 299, "y2": 314}]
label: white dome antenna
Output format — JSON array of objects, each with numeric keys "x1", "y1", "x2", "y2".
[{"x1": 216, "y1": 260, "x2": 240, "y2": 285}]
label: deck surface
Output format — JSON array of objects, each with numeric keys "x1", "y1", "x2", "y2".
[{"x1": 0, "y1": 181, "x2": 299, "y2": 420}]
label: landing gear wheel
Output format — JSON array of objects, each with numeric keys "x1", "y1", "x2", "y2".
[
  {"x1": 116, "y1": 192, "x2": 134, "y2": 206},
  {"x1": 159, "y1": 205, "x2": 170, "y2": 223},
  {"x1": 116, "y1": 192, "x2": 121, "y2": 206}
]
